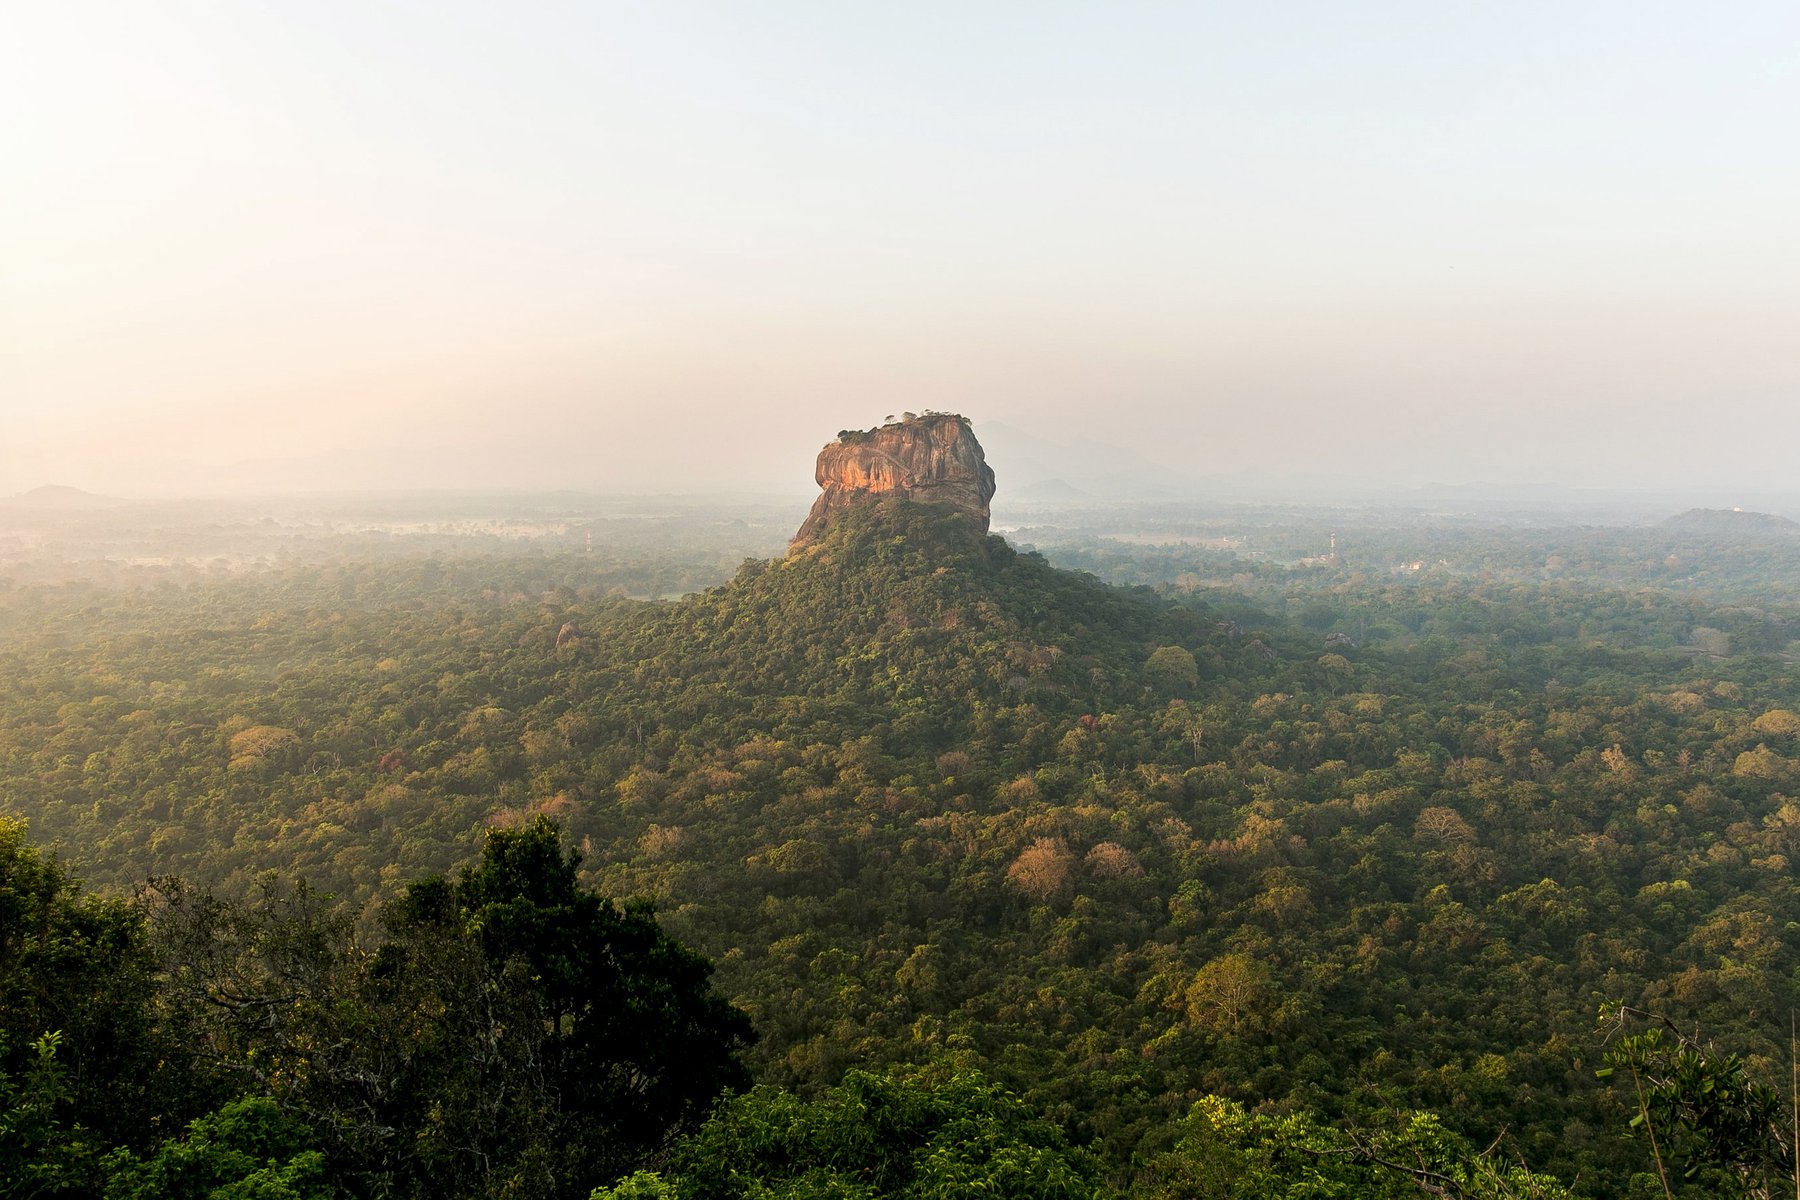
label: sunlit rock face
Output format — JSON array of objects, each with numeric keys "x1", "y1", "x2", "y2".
[{"x1": 791, "y1": 413, "x2": 996, "y2": 548}]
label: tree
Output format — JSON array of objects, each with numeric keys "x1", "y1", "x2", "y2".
[
  {"x1": 1597, "y1": 1004, "x2": 1790, "y2": 1199},
  {"x1": 1007, "y1": 838, "x2": 1076, "y2": 904},
  {"x1": 102, "y1": 1097, "x2": 330, "y2": 1200},
  {"x1": 1413, "y1": 806, "x2": 1476, "y2": 845},
  {"x1": 370, "y1": 816, "x2": 755, "y2": 1197},
  {"x1": 1317, "y1": 652, "x2": 1353, "y2": 698},
  {"x1": 1141, "y1": 1094, "x2": 1572, "y2": 1199},
  {"x1": 594, "y1": 1068, "x2": 1104, "y2": 1200},
  {"x1": 1182, "y1": 953, "x2": 1277, "y2": 1036},
  {"x1": 1, "y1": 817, "x2": 199, "y2": 1191},
  {"x1": 149, "y1": 818, "x2": 753, "y2": 1200},
  {"x1": 1, "y1": 1030, "x2": 96, "y2": 1200},
  {"x1": 1146, "y1": 646, "x2": 1200, "y2": 694},
  {"x1": 1751, "y1": 709, "x2": 1800, "y2": 737}
]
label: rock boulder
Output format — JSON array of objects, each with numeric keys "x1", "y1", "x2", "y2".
[{"x1": 791, "y1": 414, "x2": 996, "y2": 548}]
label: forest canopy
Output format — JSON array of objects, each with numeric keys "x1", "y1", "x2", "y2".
[
  {"x1": 1, "y1": 816, "x2": 751, "y2": 1199},
  {"x1": 6, "y1": 496, "x2": 1800, "y2": 1197}
]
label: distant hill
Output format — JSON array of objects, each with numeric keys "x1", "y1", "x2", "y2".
[
  {"x1": 2, "y1": 485, "x2": 128, "y2": 511},
  {"x1": 1661, "y1": 507, "x2": 1800, "y2": 535}
]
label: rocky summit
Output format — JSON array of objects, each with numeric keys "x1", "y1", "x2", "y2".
[{"x1": 790, "y1": 413, "x2": 997, "y2": 548}]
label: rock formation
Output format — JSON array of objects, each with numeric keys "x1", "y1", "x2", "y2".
[{"x1": 791, "y1": 414, "x2": 997, "y2": 548}]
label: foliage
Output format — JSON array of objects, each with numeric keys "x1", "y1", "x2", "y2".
[
  {"x1": 1, "y1": 1030, "x2": 99, "y2": 1200},
  {"x1": 1597, "y1": 1005, "x2": 1792, "y2": 1198},
  {"x1": 1139, "y1": 1094, "x2": 1573, "y2": 1198},
  {"x1": 1145, "y1": 646, "x2": 1200, "y2": 694},
  {"x1": 595, "y1": 1067, "x2": 1104, "y2": 1200},
  {"x1": 371, "y1": 816, "x2": 755, "y2": 1195},
  {"x1": 8, "y1": 499, "x2": 1800, "y2": 1194},
  {"x1": 145, "y1": 818, "x2": 751, "y2": 1200},
  {"x1": 102, "y1": 1097, "x2": 331, "y2": 1200},
  {"x1": 0, "y1": 816, "x2": 211, "y2": 1196}
]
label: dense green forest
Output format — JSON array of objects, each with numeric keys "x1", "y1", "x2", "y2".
[{"x1": 8, "y1": 496, "x2": 1800, "y2": 1197}]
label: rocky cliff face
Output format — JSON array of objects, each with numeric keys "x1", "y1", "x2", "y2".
[{"x1": 791, "y1": 414, "x2": 997, "y2": 548}]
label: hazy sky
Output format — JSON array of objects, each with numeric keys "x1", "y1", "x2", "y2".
[{"x1": 6, "y1": 2, "x2": 1798, "y2": 497}]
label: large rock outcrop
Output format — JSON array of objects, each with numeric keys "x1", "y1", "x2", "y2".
[{"x1": 791, "y1": 414, "x2": 996, "y2": 548}]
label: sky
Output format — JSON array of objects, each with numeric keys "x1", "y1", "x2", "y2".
[{"x1": 5, "y1": 2, "x2": 1799, "y2": 498}]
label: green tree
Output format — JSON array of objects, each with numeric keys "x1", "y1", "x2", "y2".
[
  {"x1": 145, "y1": 818, "x2": 752, "y2": 1199},
  {"x1": 1, "y1": 818, "x2": 200, "y2": 1194},
  {"x1": 373, "y1": 816, "x2": 755, "y2": 1197},
  {"x1": 599, "y1": 1067, "x2": 1103, "y2": 1200},
  {"x1": 102, "y1": 1097, "x2": 330, "y2": 1200},
  {"x1": 1, "y1": 1031, "x2": 97, "y2": 1200},
  {"x1": 1141, "y1": 1094, "x2": 1572, "y2": 1199},
  {"x1": 1597, "y1": 1005, "x2": 1790, "y2": 1199},
  {"x1": 1182, "y1": 953, "x2": 1277, "y2": 1036},
  {"x1": 1146, "y1": 646, "x2": 1201, "y2": 694}
]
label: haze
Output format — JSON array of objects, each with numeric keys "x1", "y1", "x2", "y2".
[{"x1": 6, "y1": 2, "x2": 1798, "y2": 499}]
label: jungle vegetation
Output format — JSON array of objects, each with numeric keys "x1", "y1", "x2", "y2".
[{"x1": 7, "y1": 496, "x2": 1800, "y2": 1197}]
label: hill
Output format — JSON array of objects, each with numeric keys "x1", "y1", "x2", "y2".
[
  {"x1": 601, "y1": 500, "x2": 1222, "y2": 749},
  {"x1": 1661, "y1": 506, "x2": 1800, "y2": 536},
  {"x1": 2, "y1": 484, "x2": 128, "y2": 511}
]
